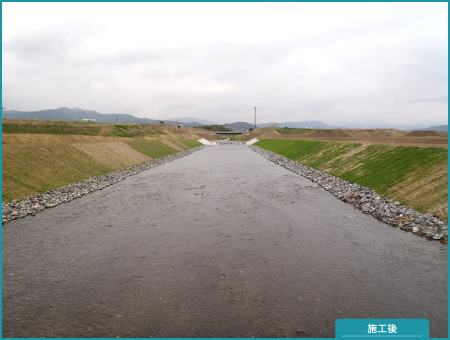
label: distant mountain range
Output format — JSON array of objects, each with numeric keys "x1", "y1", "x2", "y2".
[
  {"x1": 257, "y1": 120, "x2": 345, "y2": 129},
  {"x1": 0, "y1": 109, "x2": 342, "y2": 130},
  {"x1": 2, "y1": 107, "x2": 204, "y2": 127},
  {"x1": 2, "y1": 107, "x2": 447, "y2": 132},
  {"x1": 3, "y1": 107, "x2": 159, "y2": 123},
  {"x1": 415, "y1": 125, "x2": 448, "y2": 132},
  {"x1": 168, "y1": 117, "x2": 218, "y2": 126}
]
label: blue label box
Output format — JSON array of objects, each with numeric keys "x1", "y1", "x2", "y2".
[{"x1": 335, "y1": 319, "x2": 429, "y2": 339}]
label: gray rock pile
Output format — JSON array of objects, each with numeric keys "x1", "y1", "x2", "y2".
[
  {"x1": 2, "y1": 146, "x2": 207, "y2": 225},
  {"x1": 212, "y1": 140, "x2": 246, "y2": 145},
  {"x1": 249, "y1": 145, "x2": 448, "y2": 241}
]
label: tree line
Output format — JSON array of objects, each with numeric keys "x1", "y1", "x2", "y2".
[{"x1": 194, "y1": 125, "x2": 232, "y2": 132}]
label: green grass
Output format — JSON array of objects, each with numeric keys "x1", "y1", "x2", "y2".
[
  {"x1": 124, "y1": 138, "x2": 202, "y2": 159},
  {"x1": 2, "y1": 125, "x2": 203, "y2": 202},
  {"x1": 2, "y1": 121, "x2": 165, "y2": 137},
  {"x1": 2, "y1": 144, "x2": 113, "y2": 202},
  {"x1": 255, "y1": 139, "x2": 448, "y2": 219},
  {"x1": 274, "y1": 128, "x2": 316, "y2": 134},
  {"x1": 335, "y1": 145, "x2": 447, "y2": 192},
  {"x1": 2, "y1": 122, "x2": 103, "y2": 135},
  {"x1": 255, "y1": 140, "x2": 447, "y2": 189},
  {"x1": 125, "y1": 139, "x2": 179, "y2": 159},
  {"x1": 193, "y1": 124, "x2": 232, "y2": 132},
  {"x1": 180, "y1": 139, "x2": 203, "y2": 148},
  {"x1": 229, "y1": 135, "x2": 247, "y2": 141},
  {"x1": 273, "y1": 128, "x2": 351, "y2": 137},
  {"x1": 255, "y1": 139, "x2": 360, "y2": 164}
]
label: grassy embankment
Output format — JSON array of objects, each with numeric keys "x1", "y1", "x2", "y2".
[
  {"x1": 273, "y1": 127, "x2": 410, "y2": 137},
  {"x1": 2, "y1": 120, "x2": 165, "y2": 137},
  {"x1": 229, "y1": 134, "x2": 248, "y2": 141},
  {"x1": 255, "y1": 139, "x2": 448, "y2": 221},
  {"x1": 275, "y1": 128, "x2": 352, "y2": 137},
  {"x1": 2, "y1": 120, "x2": 203, "y2": 203}
]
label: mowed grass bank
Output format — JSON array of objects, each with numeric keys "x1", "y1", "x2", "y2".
[
  {"x1": 2, "y1": 133, "x2": 202, "y2": 203},
  {"x1": 2, "y1": 119, "x2": 165, "y2": 137},
  {"x1": 255, "y1": 139, "x2": 448, "y2": 221},
  {"x1": 273, "y1": 127, "x2": 404, "y2": 137}
]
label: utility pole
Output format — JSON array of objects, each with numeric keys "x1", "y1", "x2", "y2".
[{"x1": 254, "y1": 107, "x2": 257, "y2": 129}]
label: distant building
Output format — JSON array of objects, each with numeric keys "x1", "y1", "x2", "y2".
[{"x1": 82, "y1": 119, "x2": 96, "y2": 122}]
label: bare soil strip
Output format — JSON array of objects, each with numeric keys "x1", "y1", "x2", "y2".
[
  {"x1": 2, "y1": 133, "x2": 134, "y2": 144},
  {"x1": 72, "y1": 142, "x2": 151, "y2": 169},
  {"x1": 275, "y1": 135, "x2": 448, "y2": 148}
]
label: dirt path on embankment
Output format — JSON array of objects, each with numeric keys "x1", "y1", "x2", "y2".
[
  {"x1": 281, "y1": 136, "x2": 448, "y2": 148},
  {"x1": 260, "y1": 129, "x2": 448, "y2": 148},
  {"x1": 2, "y1": 146, "x2": 447, "y2": 338}
]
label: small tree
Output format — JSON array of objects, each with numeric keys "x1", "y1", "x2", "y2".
[{"x1": 159, "y1": 121, "x2": 165, "y2": 126}]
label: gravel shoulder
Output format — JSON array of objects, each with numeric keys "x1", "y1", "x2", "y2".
[
  {"x1": 248, "y1": 145, "x2": 448, "y2": 242},
  {"x1": 2, "y1": 146, "x2": 206, "y2": 224}
]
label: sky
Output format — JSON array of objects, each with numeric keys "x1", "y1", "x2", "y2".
[{"x1": 2, "y1": 2, "x2": 448, "y2": 128}]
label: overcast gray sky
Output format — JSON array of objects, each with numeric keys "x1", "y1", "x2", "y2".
[{"x1": 2, "y1": 2, "x2": 448, "y2": 128}]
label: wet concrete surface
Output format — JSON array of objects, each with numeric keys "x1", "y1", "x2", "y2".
[{"x1": 2, "y1": 145, "x2": 448, "y2": 338}]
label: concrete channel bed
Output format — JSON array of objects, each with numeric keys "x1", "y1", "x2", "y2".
[{"x1": 2, "y1": 145, "x2": 447, "y2": 337}]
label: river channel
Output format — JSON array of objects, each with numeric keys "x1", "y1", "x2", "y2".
[{"x1": 2, "y1": 145, "x2": 447, "y2": 337}]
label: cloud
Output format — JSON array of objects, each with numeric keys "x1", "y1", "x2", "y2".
[
  {"x1": 409, "y1": 96, "x2": 448, "y2": 103},
  {"x1": 2, "y1": 2, "x2": 448, "y2": 127},
  {"x1": 3, "y1": 20, "x2": 98, "y2": 61}
]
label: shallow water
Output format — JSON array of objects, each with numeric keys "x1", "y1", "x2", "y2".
[{"x1": 2, "y1": 146, "x2": 447, "y2": 337}]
